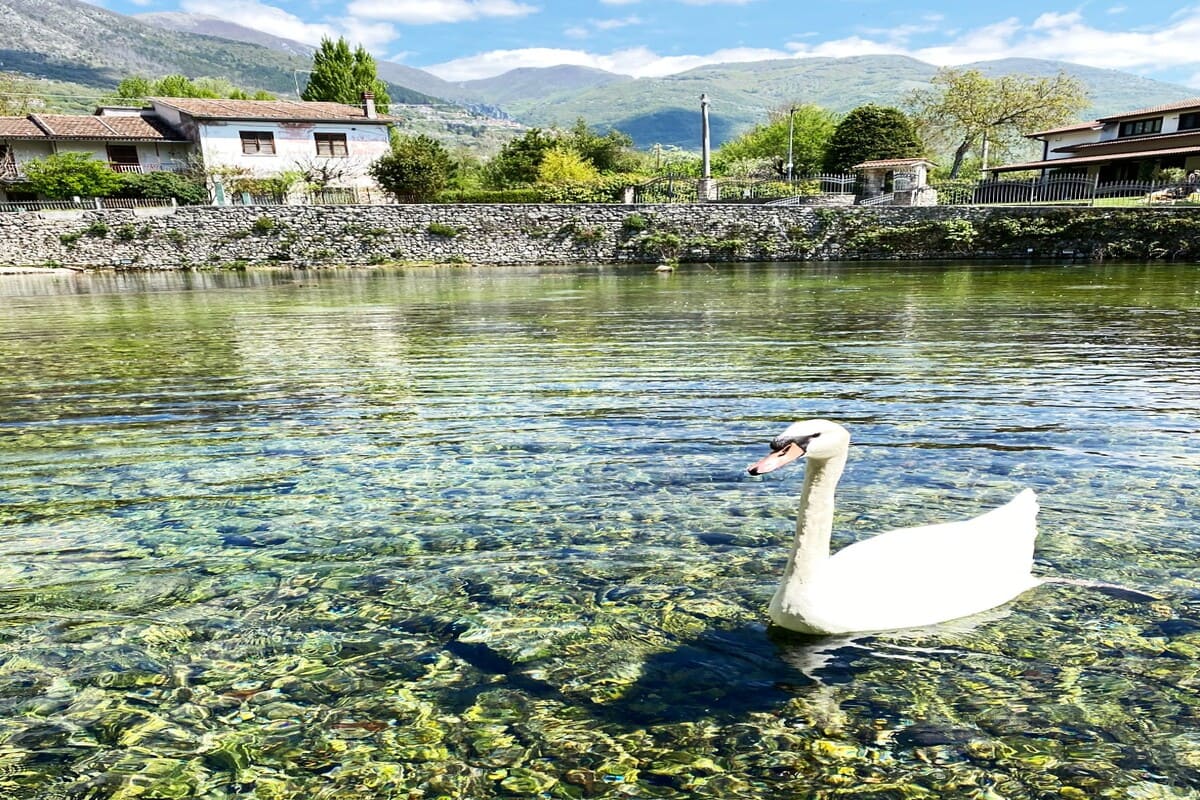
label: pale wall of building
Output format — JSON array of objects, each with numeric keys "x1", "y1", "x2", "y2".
[{"x1": 196, "y1": 120, "x2": 390, "y2": 190}]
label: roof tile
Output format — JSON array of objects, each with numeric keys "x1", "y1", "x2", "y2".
[
  {"x1": 0, "y1": 117, "x2": 43, "y2": 137},
  {"x1": 149, "y1": 97, "x2": 392, "y2": 123}
]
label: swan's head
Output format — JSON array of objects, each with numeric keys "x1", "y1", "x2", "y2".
[{"x1": 747, "y1": 419, "x2": 850, "y2": 475}]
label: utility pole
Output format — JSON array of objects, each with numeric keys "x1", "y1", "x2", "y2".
[{"x1": 786, "y1": 105, "x2": 796, "y2": 182}]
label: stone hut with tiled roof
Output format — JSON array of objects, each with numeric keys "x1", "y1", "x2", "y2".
[{"x1": 851, "y1": 158, "x2": 937, "y2": 205}]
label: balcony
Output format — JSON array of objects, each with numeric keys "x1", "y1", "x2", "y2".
[
  {"x1": 0, "y1": 159, "x2": 188, "y2": 181},
  {"x1": 107, "y1": 161, "x2": 188, "y2": 174}
]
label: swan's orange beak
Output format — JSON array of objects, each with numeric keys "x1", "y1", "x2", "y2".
[{"x1": 747, "y1": 441, "x2": 805, "y2": 475}]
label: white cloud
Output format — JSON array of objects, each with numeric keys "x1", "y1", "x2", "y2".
[
  {"x1": 594, "y1": 15, "x2": 642, "y2": 30},
  {"x1": 909, "y1": 7, "x2": 1200, "y2": 72},
  {"x1": 346, "y1": 0, "x2": 537, "y2": 24},
  {"x1": 599, "y1": 0, "x2": 640, "y2": 4},
  {"x1": 181, "y1": 0, "x2": 341, "y2": 45}
]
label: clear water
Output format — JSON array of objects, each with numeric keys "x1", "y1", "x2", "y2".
[{"x1": 0, "y1": 263, "x2": 1197, "y2": 800}]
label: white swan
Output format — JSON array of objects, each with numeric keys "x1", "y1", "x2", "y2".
[{"x1": 748, "y1": 419, "x2": 1041, "y2": 635}]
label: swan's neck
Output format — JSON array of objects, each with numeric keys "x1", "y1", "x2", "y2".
[{"x1": 785, "y1": 453, "x2": 846, "y2": 584}]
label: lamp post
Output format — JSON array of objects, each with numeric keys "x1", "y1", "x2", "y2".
[{"x1": 786, "y1": 105, "x2": 796, "y2": 182}]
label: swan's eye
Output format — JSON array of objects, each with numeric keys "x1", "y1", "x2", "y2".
[{"x1": 809, "y1": 432, "x2": 821, "y2": 438}]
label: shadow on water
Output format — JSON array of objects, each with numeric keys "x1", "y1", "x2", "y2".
[{"x1": 404, "y1": 615, "x2": 885, "y2": 727}]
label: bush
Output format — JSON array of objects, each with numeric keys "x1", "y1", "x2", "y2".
[
  {"x1": 434, "y1": 188, "x2": 550, "y2": 204},
  {"x1": 252, "y1": 216, "x2": 277, "y2": 234},
  {"x1": 115, "y1": 171, "x2": 209, "y2": 205},
  {"x1": 23, "y1": 153, "x2": 122, "y2": 199},
  {"x1": 426, "y1": 222, "x2": 459, "y2": 238},
  {"x1": 622, "y1": 213, "x2": 648, "y2": 232},
  {"x1": 370, "y1": 135, "x2": 454, "y2": 202}
]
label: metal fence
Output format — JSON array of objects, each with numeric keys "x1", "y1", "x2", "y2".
[
  {"x1": 0, "y1": 197, "x2": 179, "y2": 213},
  {"x1": 632, "y1": 173, "x2": 856, "y2": 204},
  {"x1": 933, "y1": 176, "x2": 1200, "y2": 207},
  {"x1": 632, "y1": 175, "x2": 699, "y2": 204}
]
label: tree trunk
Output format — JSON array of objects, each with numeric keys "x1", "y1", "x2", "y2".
[{"x1": 948, "y1": 137, "x2": 975, "y2": 179}]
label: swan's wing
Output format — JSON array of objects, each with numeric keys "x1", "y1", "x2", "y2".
[{"x1": 821, "y1": 490, "x2": 1039, "y2": 591}]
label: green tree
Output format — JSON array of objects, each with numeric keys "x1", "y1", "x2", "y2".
[
  {"x1": 113, "y1": 76, "x2": 154, "y2": 101},
  {"x1": 715, "y1": 103, "x2": 837, "y2": 177},
  {"x1": 538, "y1": 147, "x2": 600, "y2": 185},
  {"x1": 303, "y1": 37, "x2": 390, "y2": 113},
  {"x1": 24, "y1": 153, "x2": 122, "y2": 199},
  {"x1": 482, "y1": 128, "x2": 560, "y2": 188},
  {"x1": 110, "y1": 75, "x2": 274, "y2": 102},
  {"x1": 0, "y1": 73, "x2": 38, "y2": 115},
  {"x1": 823, "y1": 105, "x2": 923, "y2": 173},
  {"x1": 370, "y1": 134, "x2": 453, "y2": 201},
  {"x1": 565, "y1": 118, "x2": 634, "y2": 173},
  {"x1": 907, "y1": 68, "x2": 1089, "y2": 178}
]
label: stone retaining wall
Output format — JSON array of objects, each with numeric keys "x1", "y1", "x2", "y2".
[{"x1": 0, "y1": 204, "x2": 1197, "y2": 270}]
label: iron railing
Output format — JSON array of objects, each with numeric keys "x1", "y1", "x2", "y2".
[
  {"x1": 0, "y1": 197, "x2": 179, "y2": 213},
  {"x1": 932, "y1": 176, "x2": 1200, "y2": 207},
  {"x1": 632, "y1": 173, "x2": 856, "y2": 204}
]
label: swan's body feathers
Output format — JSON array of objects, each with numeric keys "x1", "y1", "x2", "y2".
[{"x1": 773, "y1": 490, "x2": 1041, "y2": 634}]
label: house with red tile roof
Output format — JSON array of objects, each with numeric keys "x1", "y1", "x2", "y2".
[
  {"x1": 0, "y1": 110, "x2": 192, "y2": 201},
  {"x1": 1, "y1": 95, "x2": 393, "y2": 203},
  {"x1": 144, "y1": 96, "x2": 393, "y2": 201},
  {"x1": 989, "y1": 98, "x2": 1200, "y2": 181}
]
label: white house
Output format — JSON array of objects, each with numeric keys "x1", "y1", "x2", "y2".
[
  {"x1": 139, "y1": 96, "x2": 393, "y2": 201},
  {"x1": 2, "y1": 96, "x2": 394, "y2": 203},
  {"x1": 990, "y1": 97, "x2": 1200, "y2": 181}
]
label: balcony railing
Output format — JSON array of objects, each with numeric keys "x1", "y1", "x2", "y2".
[
  {"x1": 107, "y1": 161, "x2": 187, "y2": 174},
  {"x1": 0, "y1": 159, "x2": 188, "y2": 181}
]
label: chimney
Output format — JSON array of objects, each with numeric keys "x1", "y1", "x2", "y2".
[{"x1": 362, "y1": 91, "x2": 377, "y2": 120}]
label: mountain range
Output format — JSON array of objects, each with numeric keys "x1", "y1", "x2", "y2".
[{"x1": 3, "y1": 0, "x2": 1198, "y2": 151}]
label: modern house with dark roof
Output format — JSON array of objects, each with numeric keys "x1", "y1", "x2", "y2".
[
  {"x1": 990, "y1": 98, "x2": 1200, "y2": 181},
  {"x1": 1, "y1": 95, "x2": 394, "y2": 202}
]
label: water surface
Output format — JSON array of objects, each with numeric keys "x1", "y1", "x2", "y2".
[{"x1": 1, "y1": 263, "x2": 1198, "y2": 799}]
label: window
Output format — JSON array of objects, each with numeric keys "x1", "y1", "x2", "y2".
[
  {"x1": 1118, "y1": 117, "x2": 1162, "y2": 137},
  {"x1": 314, "y1": 132, "x2": 349, "y2": 157},
  {"x1": 1179, "y1": 112, "x2": 1200, "y2": 131},
  {"x1": 240, "y1": 131, "x2": 276, "y2": 155}
]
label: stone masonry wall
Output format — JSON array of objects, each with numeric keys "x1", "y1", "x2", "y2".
[{"x1": 0, "y1": 204, "x2": 1198, "y2": 270}]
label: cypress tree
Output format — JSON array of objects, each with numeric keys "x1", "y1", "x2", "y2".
[
  {"x1": 352, "y1": 45, "x2": 391, "y2": 113},
  {"x1": 302, "y1": 37, "x2": 356, "y2": 105},
  {"x1": 823, "y1": 105, "x2": 923, "y2": 173},
  {"x1": 302, "y1": 37, "x2": 390, "y2": 113}
]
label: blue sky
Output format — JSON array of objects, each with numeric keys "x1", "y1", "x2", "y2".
[{"x1": 96, "y1": 0, "x2": 1200, "y2": 87}]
